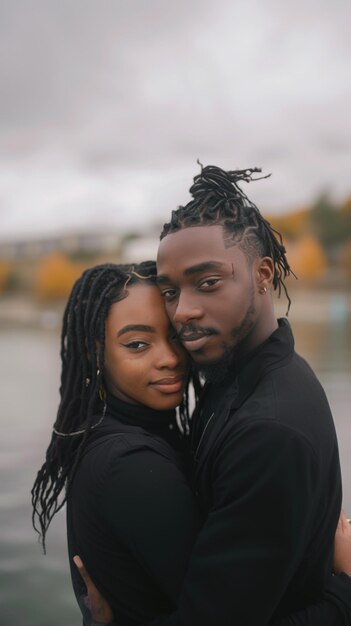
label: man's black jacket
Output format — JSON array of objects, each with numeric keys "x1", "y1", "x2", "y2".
[{"x1": 150, "y1": 319, "x2": 351, "y2": 626}]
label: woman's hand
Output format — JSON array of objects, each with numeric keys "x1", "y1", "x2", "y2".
[
  {"x1": 73, "y1": 555, "x2": 115, "y2": 626},
  {"x1": 333, "y1": 510, "x2": 351, "y2": 576}
]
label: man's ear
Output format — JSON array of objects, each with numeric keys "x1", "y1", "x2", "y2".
[{"x1": 255, "y1": 256, "x2": 274, "y2": 293}]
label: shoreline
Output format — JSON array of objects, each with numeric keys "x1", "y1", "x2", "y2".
[{"x1": 1, "y1": 287, "x2": 351, "y2": 329}]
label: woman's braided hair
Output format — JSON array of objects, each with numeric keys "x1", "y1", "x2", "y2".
[
  {"x1": 31, "y1": 261, "x2": 198, "y2": 551},
  {"x1": 161, "y1": 164, "x2": 295, "y2": 313}
]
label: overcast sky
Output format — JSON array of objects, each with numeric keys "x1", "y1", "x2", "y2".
[{"x1": 1, "y1": 0, "x2": 350, "y2": 241}]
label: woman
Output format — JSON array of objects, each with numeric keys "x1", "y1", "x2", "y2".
[{"x1": 32, "y1": 261, "x2": 201, "y2": 626}]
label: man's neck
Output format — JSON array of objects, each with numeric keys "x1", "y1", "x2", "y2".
[{"x1": 197, "y1": 314, "x2": 279, "y2": 385}]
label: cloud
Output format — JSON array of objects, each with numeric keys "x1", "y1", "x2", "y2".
[{"x1": 0, "y1": 0, "x2": 350, "y2": 239}]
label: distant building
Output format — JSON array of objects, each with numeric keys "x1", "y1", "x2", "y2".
[
  {"x1": 0, "y1": 231, "x2": 121, "y2": 261},
  {"x1": 121, "y1": 237, "x2": 159, "y2": 263}
]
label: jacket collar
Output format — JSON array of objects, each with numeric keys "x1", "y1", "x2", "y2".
[
  {"x1": 230, "y1": 317, "x2": 294, "y2": 411},
  {"x1": 192, "y1": 319, "x2": 295, "y2": 479}
]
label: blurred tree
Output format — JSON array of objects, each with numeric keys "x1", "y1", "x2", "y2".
[
  {"x1": 341, "y1": 196, "x2": 351, "y2": 214},
  {"x1": 339, "y1": 197, "x2": 351, "y2": 242},
  {"x1": 286, "y1": 235, "x2": 327, "y2": 280},
  {"x1": 35, "y1": 252, "x2": 82, "y2": 300},
  {"x1": 309, "y1": 193, "x2": 350, "y2": 248},
  {"x1": 339, "y1": 239, "x2": 351, "y2": 279},
  {"x1": 0, "y1": 261, "x2": 11, "y2": 293},
  {"x1": 269, "y1": 208, "x2": 310, "y2": 241},
  {"x1": 67, "y1": 249, "x2": 102, "y2": 263}
]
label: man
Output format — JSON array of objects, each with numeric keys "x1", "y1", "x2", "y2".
[{"x1": 77, "y1": 165, "x2": 351, "y2": 625}]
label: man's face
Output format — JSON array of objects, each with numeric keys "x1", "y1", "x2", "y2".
[{"x1": 157, "y1": 224, "x2": 261, "y2": 365}]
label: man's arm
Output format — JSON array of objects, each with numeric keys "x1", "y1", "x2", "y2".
[
  {"x1": 270, "y1": 574, "x2": 351, "y2": 626},
  {"x1": 76, "y1": 508, "x2": 351, "y2": 626},
  {"x1": 147, "y1": 421, "x2": 350, "y2": 626},
  {"x1": 73, "y1": 556, "x2": 114, "y2": 626}
]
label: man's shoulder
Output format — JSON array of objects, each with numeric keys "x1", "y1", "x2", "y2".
[
  {"x1": 238, "y1": 349, "x2": 329, "y2": 419},
  {"x1": 219, "y1": 352, "x2": 335, "y2": 458}
]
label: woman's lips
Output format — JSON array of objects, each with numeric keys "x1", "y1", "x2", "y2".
[{"x1": 150, "y1": 374, "x2": 185, "y2": 394}]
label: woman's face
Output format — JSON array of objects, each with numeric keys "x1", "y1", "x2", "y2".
[{"x1": 103, "y1": 282, "x2": 188, "y2": 410}]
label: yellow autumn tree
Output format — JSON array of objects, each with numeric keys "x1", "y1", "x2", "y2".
[
  {"x1": 268, "y1": 208, "x2": 310, "y2": 241},
  {"x1": 285, "y1": 235, "x2": 327, "y2": 280},
  {"x1": 35, "y1": 252, "x2": 82, "y2": 300},
  {"x1": 0, "y1": 261, "x2": 11, "y2": 293},
  {"x1": 341, "y1": 196, "x2": 351, "y2": 215}
]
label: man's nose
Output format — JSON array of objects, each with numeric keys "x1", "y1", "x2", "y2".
[{"x1": 173, "y1": 293, "x2": 203, "y2": 325}]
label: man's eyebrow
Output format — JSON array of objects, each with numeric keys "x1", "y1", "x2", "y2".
[
  {"x1": 156, "y1": 261, "x2": 226, "y2": 285},
  {"x1": 184, "y1": 261, "x2": 226, "y2": 276},
  {"x1": 117, "y1": 324, "x2": 154, "y2": 337}
]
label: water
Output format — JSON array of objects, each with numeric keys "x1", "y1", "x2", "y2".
[
  {"x1": 0, "y1": 328, "x2": 78, "y2": 625},
  {"x1": 0, "y1": 294, "x2": 350, "y2": 625}
]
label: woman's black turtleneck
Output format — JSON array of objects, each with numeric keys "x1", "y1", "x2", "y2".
[
  {"x1": 66, "y1": 394, "x2": 199, "y2": 626},
  {"x1": 103, "y1": 391, "x2": 184, "y2": 450}
]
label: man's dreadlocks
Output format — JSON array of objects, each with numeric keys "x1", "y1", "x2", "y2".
[
  {"x1": 161, "y1": 164, "x2": 295, "y2": 313},
  {"x1": 31, "y1": 261, "x2": 198, "y2": 552}
]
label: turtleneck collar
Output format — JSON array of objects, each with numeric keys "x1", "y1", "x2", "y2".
[{"x1": 105, "y1": 391, "x2": 179, "y2": 433}]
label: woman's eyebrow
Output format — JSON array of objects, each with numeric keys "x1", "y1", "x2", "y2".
[
  {"x1": 156, "y1": 274, "x2": 169, "y2": 285},
  {"x1": 117, "y1": 324, "x2": 154, "y2": 337}
]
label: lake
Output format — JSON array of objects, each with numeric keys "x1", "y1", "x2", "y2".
[{"x1": 0, "y1": 289, "x2": 350, "y2": 625}]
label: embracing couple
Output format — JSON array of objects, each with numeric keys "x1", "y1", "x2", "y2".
[{"x1": 33, "y1": 165, "x2": 351, "y2": 626}]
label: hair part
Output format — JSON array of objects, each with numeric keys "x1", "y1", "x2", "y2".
[{"x1": 161, "y1": 164, "x2": 296, "y2": 312}]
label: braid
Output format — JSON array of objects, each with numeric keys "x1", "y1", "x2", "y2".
[
  {"x1": 31, "y1": 260, "x2": 197, "y2": 550},
  {"x1": 161, "y1": 164, "x2": 296, "y2": 314},
  {"x1": 32, "y1": 264, "x2": 125, "y2": 550}
]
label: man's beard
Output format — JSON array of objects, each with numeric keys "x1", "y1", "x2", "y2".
[
  {"x1": 194, "y1": 345, "x2": 237, "y2": 384},
  {"x1": 194, "y1": 299, "x2": 256, "y2": 384}
]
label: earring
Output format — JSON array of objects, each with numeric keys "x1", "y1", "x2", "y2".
[{"x1": 260, "y1": 286, "x2": 267, "y2": 294}]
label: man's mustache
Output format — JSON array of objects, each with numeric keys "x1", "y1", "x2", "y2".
[{"x1": 176, "y1": 324, "x2": 218, "y2": 341}]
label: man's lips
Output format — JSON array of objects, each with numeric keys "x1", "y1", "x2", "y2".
[
  {"x1": 180, "y1": 335, "x2": 212, "y2": 352},
  {"x1": 179, "y1": 333, "x2": 207, "y2": 341},
  {"x1": 177, "y1": 328, "x2": 216, "y2": 352},
  {"x1": 149, "y1": 374, "x2": 185, "y2": 394}
]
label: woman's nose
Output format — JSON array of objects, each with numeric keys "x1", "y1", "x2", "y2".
[{"x1": 156, "y1": 342, "x2": 183, "y2": 370}]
